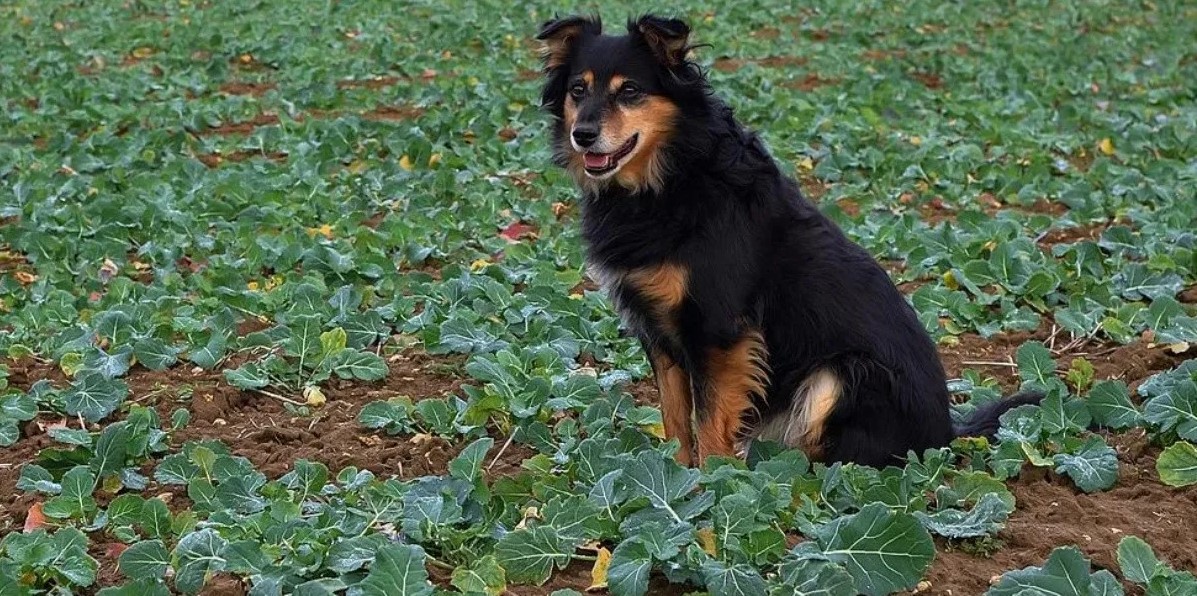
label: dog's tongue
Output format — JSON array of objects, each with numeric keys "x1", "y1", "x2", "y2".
[{"x1": 584, "y1": 152, "x2": 611, "y2": 169}]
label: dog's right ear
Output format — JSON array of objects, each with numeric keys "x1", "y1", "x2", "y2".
[{"x1": 536, "y1": 15, "x2": 600, "y2": 69}]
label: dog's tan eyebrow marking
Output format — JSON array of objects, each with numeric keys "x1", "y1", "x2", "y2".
[
  {"x1": 582, "y1": 70, "x2": 594, "y2": 86},
  {"x1": 609, "y1": 74, "x2": 627, "y2": 92}
]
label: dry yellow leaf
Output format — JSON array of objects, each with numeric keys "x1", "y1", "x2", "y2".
[
  {"x1": 909, "y1": 135, "x2": 922, "y2": 146},
  {"x1": 942, "y1": 270, "x2": 959, "y2": 291},
  {"x1": 1098, "y1": 137, "x2": 1115, "y2": 155},
  {"x1": 428, "y1": 153, "x2": 442, "y2": 167},
  {"x1": 469, "y1": 258, "x2": 491, "y2": 272},
  {"x1": 399, "y1": 155, "x2": 413, "y2": 171},
  {"x1": 303, "y1": 386, "x2": 327, "y2": 407},
  {"x1": 247, "y1": 280, "x2": 260, "y2": 292},
  {"x1": 696, "y1": 527, "x2": 718, "y2": 557},
  {"x1": 797, "y1": 157, "x2": 815, "y2": 171},
  {"x1": 132, "y1": 47, "x2": 155, "y2": 59},
  {"x1": 643, "y1": 422, "x2": 666, "y2": 440},
  {"x1": 587, "y1": 547, "x2": 612, "y2": 591},
  {"x1": 307, "y1": 224, "x2": 334, "y2": 239}
]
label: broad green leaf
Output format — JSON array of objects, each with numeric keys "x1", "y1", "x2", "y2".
[
  {"x1": 16, "y1": 464, "x2": 60, "y2": 494},
  {"x1": 1040, "y1": 392, "x2": 1091, "y2": 436},
  {"x1": 48, "y1": 426, "x2": 93, "y2": 447},
  {"x1": 106, "y1": 493, "x2": 145, "y2": 527},
  {"x1": 451, "y1": 554, "x2": 506, "y2": 596},
  {"x1": 327, "y1": 535, "x2": 388, "y2": 574},
  {"x1": 97, "y1": 580, "x2": 171, "y2": 596},
  {"x1": 1143, "y1": 380, "x2": 1197, "y2": 441},
  {"x1": 1016, "y1": 341, "x2": 1056, "y2": 387},
  {"x1": 1052, "y1": 435, "x2": 1118, "y2": 493},
  {"x1": 83, "y1": 346, "x2": 133, "y2": 379},
  {"x1": 320, "y1": 327, "x2": 348, "y2": 357},
  {"x1": 1156, "y1": 441, "x2": 1197, "y2": 487},
  {"x1": 173, "y1": 529, "x2": 228, "y2": 594},
  {"x1": 1148, "y1": 572, "x2": 1197, "y2": 595},
  {"x1": 90, "y1": 421, "x2": 130, "y2": 480},
  {"x1": 358, "y1": 399, "x2": 413, "y2": 433},
  {"x1": 359, "y1": 543, "x2": 434, "y2": 596},
  {"x1": 332, "y1": 349, "x2": 387, "y2": 382},
  {"x1": 188, "y1": 334, "x2": 227, "y2": 370},
  {"x1": 1087, "y1": 380, "x2": 1141, "y2": 429},
  {"x1": 63, "y1": 372, "x2": 128, "y2": 422},
  {"x1": 495, "y1": 526, "x2": 570, "y2": 585},
  {"x1": 814, "y1": 502, "x2": 934, "y2": 596},
  {"x1": 119, "y1": 540, "x2": 170, "y2": 579},
  {"x1": 1117, "y1": 536, "x2": 1162, "y2": 585},
  {"x1": 133, "y1": 338, "x2": 179, "y2": 371},
  {"x1": 773, "y1": 557, "x2": 856, "y2": 596},
  {"x1": 43, "y1": 465, "x2": 97, "y2": 519},
  {"x1": 281, "y1": 459, "x2": 329, "y2": 502},
  {"x1": 607, "y1": 539, "x2": 651, "y2": 596},
  {"x1": 986, "y1": 546, "x2": 1123, "y2": 596},
  {"x1": 915, "y1": 492, "x2": 1013, "y2": 538},
  {"x1": 541, "y1": 494, "x2": 604, "y2": 546},
  {"x1": 617, "y1": 450, "x2": 702, "y2": 524},
  {"x1": 333, "y1": 349, "x2": 388, "y2": 380},
  {"x1": 223, "y1": 362, "x2": 271, "y2": 390},
  {"x1": 701, "y1": 559, "x2": 767, "y2": 596}
]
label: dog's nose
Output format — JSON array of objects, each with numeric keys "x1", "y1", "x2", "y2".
[{"x1": 572, "y1": 126, "x2": 599, "y2": 148}]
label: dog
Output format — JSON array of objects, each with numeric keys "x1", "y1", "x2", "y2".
[{"x1": 536, "y1": 14, "x2": 1040, "y2": 468}]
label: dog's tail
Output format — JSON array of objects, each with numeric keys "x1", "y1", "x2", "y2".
[{"x1": 953, "y1": 390, "x2": 1044, "y2": 439}]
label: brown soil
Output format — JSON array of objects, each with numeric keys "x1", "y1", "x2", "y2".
[
  {"x1": 196, "y1": 150, "x2": 288, "y2": 168},
  {"x1": 1180, "y1": 285, "x2": 1197, "y2": 304},
  {"x1": 784, "y1": 73, "x2": 841, "y2": 92},
  {"x1": 169, "y1": 351, "x2": 484, "y2": 480},
  {"x1": 918, "y1": 429, "x2": 1197, "y2": 595},
  {"x1": 910, "y1": 71, "x2": 945, "y2": 90},
  {"x1": 1037, "y1": 221, "x2": 1110, "y2": 248},
  {"x1": 938, "y1": 321, "x2": 1188, "y2": 394},
  {"x1": 1, "y1": 301, "x2": 1193, "y2": 595},
  {"x1": 199, "y1": 113, "x2": 280, "y2": 136},
  {"x1": 218, "y1": 81, "x2": 277, "y2": 96},
  {"x1": 713, "y1": 55, "x2": 807, "y2": 73},
  {"x1": 360, "y1": 105, "x2": 425, "y2": 122}
]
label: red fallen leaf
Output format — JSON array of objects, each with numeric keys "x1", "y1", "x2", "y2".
[
  {"x1": 499, "y1": 222, "x2": 538, "y2": 243},
  {"x1": 24, "y1": 503, "x2": 47, "y2": 532},
  {"x1": 89, "y1": 291, "x2": 104, "y2": 302},
  {"x1": 103, "y1": 542, "x2": 129, "y2": 558}
]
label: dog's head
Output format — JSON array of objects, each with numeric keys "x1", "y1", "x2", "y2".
[{"x1": 537, "y1": 14, "x2": 704, "y2": 194}]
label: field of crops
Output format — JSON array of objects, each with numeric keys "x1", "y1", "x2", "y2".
[{"x1": 2, "y1": 0, "x2": 1196, "y2": 594}]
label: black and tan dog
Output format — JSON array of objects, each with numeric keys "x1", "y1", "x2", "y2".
[{"x1": 536, "y1": 14, "x2": 1038, "y2": 467}]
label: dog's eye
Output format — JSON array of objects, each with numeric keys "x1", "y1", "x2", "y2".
[
  {"x1": 568, "y1": 83, "x2": 586, "y2": 99},
  {"x1": 618, "y1": 83, "x2": 643, "y2": 100}
]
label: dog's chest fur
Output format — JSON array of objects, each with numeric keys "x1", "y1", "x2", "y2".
[{"x1": 585, "y1": 259, "x2": 687, "y2": 341}]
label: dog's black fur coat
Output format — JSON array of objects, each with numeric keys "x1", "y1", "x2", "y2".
[{"x1": 539, "y1": 15, "x2": 1039, "y2": 467}]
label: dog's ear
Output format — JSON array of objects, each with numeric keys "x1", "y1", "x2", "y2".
[
  {"x1": 536, "y1": 15, "x2": 600, "y2": 69},
  {"x1": 631, "y1": 15, "x2": 691, "y2": 67}
]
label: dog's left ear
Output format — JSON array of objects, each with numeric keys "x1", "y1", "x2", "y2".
[
  {"x1": 631, "y1": 15, "x2": 691, "y2": 67},
  {"x1": 536, "y1": 15, "x2": 599, "y2": 69}
]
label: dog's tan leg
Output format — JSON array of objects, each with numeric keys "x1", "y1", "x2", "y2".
[
  {"x1": 696, "y1": 331, "x2": 768, "y2": 463},
  {"x1": 652, "y1": 352, "x2": 694, "y2": 466}
]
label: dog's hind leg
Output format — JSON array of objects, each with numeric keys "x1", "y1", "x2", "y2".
[{"x1": 650, "y1": 352, "x2": 695, "y2": 466}]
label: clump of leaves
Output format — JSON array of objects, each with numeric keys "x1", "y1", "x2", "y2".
[{"x1": 988, "y1": 342, "x2": 1119, "y2": 492}]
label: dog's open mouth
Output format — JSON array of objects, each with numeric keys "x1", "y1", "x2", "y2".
[{"x1": 583, "y1": 134, "x2": 638, "y2": 175}]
